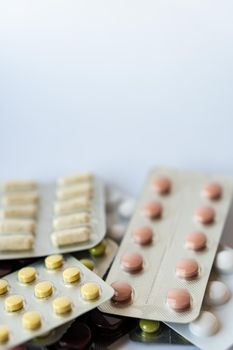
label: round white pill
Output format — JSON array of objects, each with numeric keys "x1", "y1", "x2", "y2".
[
  {"x1": 106, "y1": 189, "x2": 124, "y2": 211},
  {"x1": 108, "y1": 223, "x2": 127, "y2": 241},
  {"x1": 215, "y1": 250, "x2": 233, "y2": 274},
  {"x1": 189, "y1": 311, "x2": 219, "y2": 337},
  {"x1": 205, "y1": 281, "x2": 230, "y2": 306},
  {"x1": 118, "y1": 198, "x2": 136, "y2": 219}
]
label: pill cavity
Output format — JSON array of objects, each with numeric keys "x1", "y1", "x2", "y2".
[
  {"x1": 18, "y1": 267, "x2": 36, "y2": 284},
  {"x1": 167, "y1": 289, "x2": 191, "y2": 311},
  {"x1": 205, "y1": 280, "x2": 230, "y2": 306},
  {"x1": 35, "y1": 281, "x2": 53, "y2": 298},
  {"x1": 80, "y1": 259, "x2": 95, "y2": 271},
  {"x1": 5, "y1": 295, "x2": 24, "y2": 312},
  {"x1": 189, "y1": 311, "x2": 219, "y2": 337},
  {"x1": 194, "y1": 206, "x2": 215, "y2": 224},
  {"x1": 121, "y1": 252, "x2": 143, "y2": 273},
  {"x1": 176, "y1": 258, "x2": 199, "y2": 279},
  {"x1": 143, "y1": 201, "x2": 162, "y2": 219},
  {"x1": 45, "y1": 255, "x2": 63, "y2": 270},
  {"x1": 118, "y1": 198, "x2": 136, "y2": 219},
  {"x1": 0, "y1": 325, "x2": 9, "y2": 343},
  {"x1": 63, "y1": 267, "x2": 80, "y2": 283},
  {"x1": 89, "y1": 241, "x2": 106, "y2": 257},
  {"x1": 0, "y1": 279, "x2": 8, "y2": 295},
  {"x1": 81, "y1": 283, "x2": 100, "y2": 300},
  {"x1": 53, "y1": 297, "x2": 72, "y2": 314},
  {"x1": 215, "y1": 250, "x2": 233, "y2": 274},
  {"x1": 22, "y1": 311, "x2": 42, "y2": 330},
  {"x1": 152, "y1": 176, "x2": 171, "y2": 194},
  {"x1": 133, "y1": 226, "x2": 153, "y2": 245},
  {"x1": 202, "y1": 182, "x2": 222, "y2": 200},
  {"x1": 185, "y1": 231, "x2": 207, "y2": 251},
  {"x1": 111, "y1": 281, "x2": 133, "y2": 303},
  {"x1": 139, "y1": 319, "x2": 160, "y2": 334}
]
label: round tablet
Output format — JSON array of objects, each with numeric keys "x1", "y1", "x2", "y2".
[
  {"x1": 139, "y1": 320, "x2": 160, "y2": 334},
  {"x1": 63, "y1": 267, "x2": 80, "y2": 283},
  {"x1": 45, "y1": 255, "x2": 63, "y2": 270},
  {"x1": 142, "y1": 201, "x2": 162, "y2": 219},
  {"x1": 5, "y1": 295, "x2": 24, "y2": 312},
  {"x1": 185, "y1": 231, "x2": 207, "y2": 251},
  {"x1": 133, "y1": 226, "x2": 153, "y2": 245},
  {"x1": 80, "y1": 259, "x2": 95, "y2": 271},
  {"x1": 108, "y1": 223, "x2": 126, "y2": 242},
  {"x1": 0, "y1": 326, "x2": 9, "y2": 343},
  {"x1": 121, "y1": 252, "x2": 143, "y2": 273},
  {"x1": 176, "y1": 258, "x2": 199, "y2": 279},
  {"x1": 53, "y1": 297, "x2": 72, "y2": 314},
  {"x1": 215, "y1": 250, "x2": 233, "y2": 273},
  {"x1": 18, "y1": 267, "x2": 36, "y2": 283},
  {"x1": 189, "y1": 311, "x2": 219, "y2": 337},
  {"x1": 118, "y1": 198, "x2": 136, "y2": 219},
  {"x1": 89, "y1": 241, "x2": 106, "y2": 257},
  {"x1": 34, "y1": 281, "x2": 53, "y2": 298},
  {"x1": 194, "y1": 206, "x2": 215, "y2": 224},
  {"x1": 205, "y1": 280, "x2": 230, "y2": 306},
  {"x1": 111, "y1": 281, "x2": 132, "y2": 302},
  {"x1": 81, "y1": 283, "x2": 100, "y2": 300},
  {"x1": 0, "y1": 279, "x2": 8, "y2": 295},
  {"x1": 152, "y1": 176, "x2": 171, "y2": 194},
  {"x1": 167, "y1": 289, "x2": 191, "y2": 311},
  {"x1": 22, "y1": 311, "x2": 42, "y2": 330},
  {"x1": 202, "y1": 182, "x2": 222, "y2": 200}
]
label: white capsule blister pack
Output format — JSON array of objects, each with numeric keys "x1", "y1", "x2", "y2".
[
  {"x1": 0, "y1": 173, "x2": 106, "y2": 259},
  {"x1": 167, "y1": 246, "x2": 233, "y2": 350},
  {"x1": 100, "y1": 167, "x2": 233, "y2": 323},
  {"x1": 0, "y1": 254, "x2": 114, "y2": 349}
]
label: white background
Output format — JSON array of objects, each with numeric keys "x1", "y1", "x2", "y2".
[{"x1": 0, "y1": 1, "x2": 233, "y2": 349}]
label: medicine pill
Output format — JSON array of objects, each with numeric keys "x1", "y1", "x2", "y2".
[
  {"x1": 51, "y1": 227, "x2": 91, "y2": 247},
  {"x1": 0, "y1": 219, "x2": 36, "y2": 235},
  {"x1": 202, "y1": 182, "x2": 222, "y2": 200},
  {"x1": 0, "y1": 325, "x2": 9, "y2": 343},
  {"x1": 205, "y1": 280, "x2": 230, "y2": 306},
  {"x1": 111, "y1": 281, "x2": 132, "y2": 302},
  {"x1": 53, "y1": 297, "x2": 72, "y2": 314},
  {"x1": 185, "y1": 231, "x2": 207, "y2": 251},
  {"x1": 56, "y1": 182, "x2": 93, "y2": 200},
  {"x1": 58, "y1": 173, "x2": 93, "y2": 186},
  {"x1": 118, "y1": 198, "x2": 136, "y2": 219},
  {"x1": 18, "y1": 267, "x2": 36, "y2": 283},
  {"x1": 142, "y1": 201, "x2": 162, "y2": 219},
  {"x1": 35, "y1": 281, "x2": 53, "y2": 298},
  {"x1": 80, "y1": 259, "x2": 95, "y2": 271},
  {"x1": 176, "y1": 259, "x2": 199, "y2": 279},
  {"x1": 167, "y1": 289, "x2": 191, "y2": 311},
  {"x1": 81, "y1": 283, "x2": 100, "y2": 300},
  {"x1": 0, "y1": 279, "x2": 8, "y2": 295},
  {"x1": 53, "y1": 212, "x2": 90, "y2": 230},
  {"x1": 121, "y1": 252, "x2": 143, "y2": 273},
  {"x1": 45, "y1": 255, "x2": 63, "y2": 270},
  {"x1": 133, "y1": 226, "x2": 153, "y2": 245},
  {"x1": 5, "y1": 295, "x2": 24, "y2": 312},
  {"x1": 4, "y1": 181, "x2": 37, "y2": 192},
  {"x1": 3, "y1": 192, "x2": 39, "y2": 206},
  {"x1": 63, "y1": 267, "x2": 80, "y2": 283},
  {"x1": 139, "y1": 319, "x2": 160, "y2": 334},
  {"x1": 89, "y1": 240, "x2": 106, "y2": 257},
  {"x1": 194, "y1": 206, "x2": 215, "y2": 224},
  {"x1": 22, "y1": 311, "x2": 42, "y2": 330},
  {"x1": 0, "y1": 234, "x2": 34, "y2": 251},
  {"x1": 215, "y1": 250, "x2": 233, "y2": 273},
  {"x1": 189, "y1": 311, "x2": 218, "y2": 337},
  {"x1": 152, "y1": 176, "x2": 171, "y2": 194}
]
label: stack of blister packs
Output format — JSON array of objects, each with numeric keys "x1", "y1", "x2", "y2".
[{"x1": 1, "y1": 167, "x2": 233, "y2": 350}]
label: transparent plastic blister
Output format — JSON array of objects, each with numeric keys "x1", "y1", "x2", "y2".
[
  {"x1": 0, "y1": 175, "x2": 106, "y2": 259},
  {"x1": 167, "y1": 246, "x2": 233, "y2": 350},
  {"x1": 100, "y1": 167, "x2": 233, "y2": 323},
  {"x1": 0, "y1": 254, "x2": 113, "y2": 349}
]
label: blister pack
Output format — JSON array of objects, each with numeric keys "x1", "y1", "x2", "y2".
[
  {"x1": 28, "y1": 238, "x2": 118, "y2": 347},
  {"x1": 167, "y1": 246, "x2": 233, "y2": 350},
  {"x1": 0, "y1": 173, "x2": 106, "y2": 259},
  {"x1": 100, "y1": 167, "x2": 233, "y2": 323},
  {"x1": 0, "y1": 254, "x2": 113, "y2": 349}
]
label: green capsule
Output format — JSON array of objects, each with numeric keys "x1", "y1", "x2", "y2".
[
  {"x1": 80, "y1": 259, "x2": 95, "y2": 271},
  {"x1": 89, "y1": 240, "x2": 106, "y2": 257},
  {"x1": 139, "y1": 319, "x2": 160, "y2": 334}
]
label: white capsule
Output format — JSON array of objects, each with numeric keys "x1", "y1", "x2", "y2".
[
  {"x1": 215, "y1": 250, "x2": 233, "y2": 274},
  {"x1": 189, "y1": 311, "x2": 219, "y2": 337},
  {"x1": 0, "y1": 234, "x2": 34, "y2": 251},
  {"x1": 205, "y1": 280, "x2": 230, "y2": 306},
  {"x1": 118, "y1": 198, "x2": 136, "y2": 219}
]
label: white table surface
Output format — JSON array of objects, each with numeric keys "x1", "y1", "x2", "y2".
[{"x1": 1, "y1": 1, "x2": 233, "y2": 348}]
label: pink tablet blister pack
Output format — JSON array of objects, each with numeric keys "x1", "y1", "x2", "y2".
[
  {"x1": 167, "y1": 246, "x2": 233, "y2": 350},
  {"x1": 100, "y1": 167, "x2": 233, "y2": 323}
]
